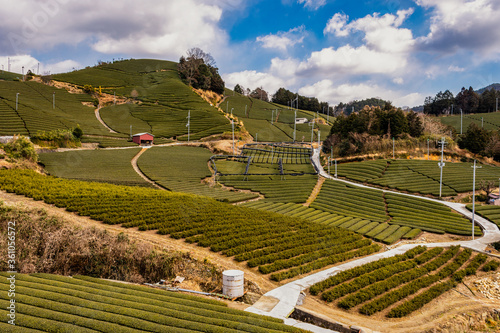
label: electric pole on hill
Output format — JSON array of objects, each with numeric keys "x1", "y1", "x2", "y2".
[
  {"x1": 471, "y1": 160, "x2": 482, "y2": 240},
  {"x1": 438, "y1": 137, "x2": 446, "y2": 198},
  {"x1": 186, "y1": 110, "x2": 190, "y2": 142}
]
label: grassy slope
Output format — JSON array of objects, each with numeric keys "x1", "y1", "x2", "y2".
[
  {"x1": 0, "y1": 80, "x2": 110, "y2": 136},
  {"x1": 440, "y1": 112, "x2": 500, "y2": 132},
  {"x1": 55, "y1": 59, "x2": 231, "y2": 140},
  {"x1": 223, "y1": 92, "x2": 332, "y2": 142}
]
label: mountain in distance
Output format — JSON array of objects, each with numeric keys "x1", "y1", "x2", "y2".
[{"x1": 476, "y1": 83, "x2": 500, "y2": 95}]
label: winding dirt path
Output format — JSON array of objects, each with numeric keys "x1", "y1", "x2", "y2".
[
  {"x1": 130, "y1": 147, "x2": 164, "y2": 190},
  {"x1": 94, "y1": 107, "x2": 118, "y2": 133}
]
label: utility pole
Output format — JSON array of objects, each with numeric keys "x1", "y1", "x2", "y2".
[
  {"x1": 460, "y1": 109, "x2": 463, "y2": 135},
  {"x1": 335, "y1": 159, "x2": 337, "y2": 178},
  {"x1": 392, "y1": 137, "x2": 395, "y2": 159},
  {"x1": 186, "y1": 110, "x2": 190, "y2": 142},
  {"x1": 232, "y1": 118, "x2": 235, "y2": 155},
  {"x1": 496, "y1": 98, "x2": 498, "y2": 112},
  {"x1": 226, "y1": 101, "x2": 229, "y2": 114},
  {"x1": 293, "y1": 109, "x2": 297, "y2": 142},
  {"x1": 427, "y1": 138, "x2": 430, "y2": 160},
  {"x1": 130, "y1": 125, "x2": 132, "y2": 139},
  {"x1": 451, "y1": 104, "x2": 454, "y2": 115},
  {"x1": 318, "y1": 130, "x2": 321, "y2": 149},
  {"x1": 310, "y1": 119, "x2": 315, "y2": 144},
  {"x1": 245, "y1": 105, "x2": 247, "y2": 117},
  {"x1": 271, "y1": 110, "x2": 275, "y2": 124},
  {"x1": 438, "y1": 137, "x2": 446, "y2": 198},
  {"x1": 482, "y1": 117, "x2": 484, "y2": 128},
  {"x1": 8, "y1": 57, "x2": 10, "y2": 72},
  {"x1": 52, "y1": 92, "x2": 55, "y2": 109},
  {"x1": 471, "y1": 160, "x2": 481, "y2": 240},
  {"x1": 22, "y1": 66, "x2": 24, "y2": 81},
  {"x1": 16, "y1": 93, "x2": 19, "y2": 110},
  {"x1": 255, "y1": 133, "x2": 258, "y2": 143}
]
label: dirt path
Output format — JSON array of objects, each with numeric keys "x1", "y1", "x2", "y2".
[
  {"x1": 94, "y1": 107, "x2": 118, "y2": 133},
  {"x1": 0, "y1": 190, "x2": 278, "y2": 294},
  {"x1": 304, "y1": 177, "x2": 324, "y2": 207},
  {"x1": 130, "y1": 147, "x2": 165, "y2": 190}
]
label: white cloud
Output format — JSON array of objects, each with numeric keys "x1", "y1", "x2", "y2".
[
  {"x1": 256, "y1": 26, "x2": 305, "y2": 51},
  {"x1": 393, "y1": 77, "x2": 404, "y2": 85},
  {"x1": 297, "y1": 0, "x2": 327, "y2": 10},
  {"x1": 448, "y1": 65, "x2": 465, "y2": 72},
  {"x1": 1, "y1": 0, "x2": 229, "y2": 60},
  {"x1": 323, "y1": 13, "x2": 349, "y2": 36},
  {"x1": 0, "y1": 55, "x2": 80, "y2": 74},
  {"x1": 223, "y1": 70, "x2": 288, "y2": 94},
  {"x1": 270, "y1": 57, "x2": 301, "y2": 78},
  {"x1": 298, "y1": 79, "x2": 423, "y2": 107},
  {"x1": 416, "y1": 0, "x2": 500, "y2": 56},
  {"x1": 296, "y1": 45, "x2": 408, "y2": 76},
  {"x1": 324, "y1": 9, "x2": 415, "y2": 53}
]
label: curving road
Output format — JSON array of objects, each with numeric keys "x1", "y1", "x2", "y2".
[{"x1": 246, "y1": 148, "x2": 500, "y2": 332}]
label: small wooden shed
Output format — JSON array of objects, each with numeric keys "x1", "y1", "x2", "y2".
[{"x1": 132, "y1": 132, "x2": 154, "y2": 145}]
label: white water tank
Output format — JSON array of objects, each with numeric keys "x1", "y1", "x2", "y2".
[{"x1": 222, "y1": 270, "x2": 244, "y2": 298}]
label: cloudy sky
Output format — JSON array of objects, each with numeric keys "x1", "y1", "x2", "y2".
[{"x1": 1, "y1": 0, "x2": 499, "y2": 107}]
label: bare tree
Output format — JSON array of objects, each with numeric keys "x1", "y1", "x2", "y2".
[{"x1": 187, "y1": 47, "x2": 216, "y2": 67}]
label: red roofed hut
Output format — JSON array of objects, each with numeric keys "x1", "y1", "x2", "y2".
[{"x1": 132, "y1": 132, "x2": 154, "y2": 145}]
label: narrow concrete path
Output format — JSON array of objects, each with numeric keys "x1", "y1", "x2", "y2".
[
  {"x1": 246, "y1": 148, "x2": 500, "y2": 332},
  {"x1": 94, "y1": 107, "x2": 118, "y2": 133}
]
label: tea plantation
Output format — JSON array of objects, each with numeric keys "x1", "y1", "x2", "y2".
[
  {"x1": 0, "y1": 170, "x2": 380, "y2": 282},
  {"x1": 0, "y1": 273, "x2": 305, "y2": 332},
  {"x1": 309, "y1": 245, "x2": 493, "y2": 317}
]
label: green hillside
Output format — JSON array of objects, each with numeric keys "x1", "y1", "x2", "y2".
[
  {"x1": 0, "y1": 80, "x2": 111, "y2": 136},
  {"x1": 440, "y1": 112, "x2": 500, "y2": 132},
  {"x1": 0, "y1": 273, "x2": 304, "y2": 332},
  {"x1": 223, "y1": 91, "x2": 331, "y2": 142},
  {"x1": 55, "y1": 59, "x2": 231, "y2": 140}
]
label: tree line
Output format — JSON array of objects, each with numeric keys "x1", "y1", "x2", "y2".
[
  {"x1": 325, "y1": 104, "x2": 423, "y2": 156},
  {"x1": 233, "y1": 85, "x2": 332, "y2": 114},
  {"x1": 178, "y1": 48, "x2": 224, "y2": 94},
  {"x1": 424, "y1": 86, "x2": 500, "y2": 115}
]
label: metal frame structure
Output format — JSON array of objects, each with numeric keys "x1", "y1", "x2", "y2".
[{"x1": 209, "y1": 142, "x2": 318, "y2": 179}]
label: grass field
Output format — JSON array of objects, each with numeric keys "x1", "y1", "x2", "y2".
[
  {"x1": 0, "y1": 169, "x2": 380, "y2": 283},
  {"x1": 440, "y1": 112, "x2": 500, "y2": 132},
  {"x1": 0, "y1": 272, "x2": 304, "y2": 332},
  {"x1": 138, "y1": 146, "x2": 259, "y2": 202},
  {"x1": 337, "y1": 159, "x2": 500, "y2": 196},
  {"x1": 39, "y1": 148, "x2": 150, "y2": 187}
]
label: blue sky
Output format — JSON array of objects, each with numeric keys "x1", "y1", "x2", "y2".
[{"x1": 1, "y1": 0, "x2": 499, "y2": 107}]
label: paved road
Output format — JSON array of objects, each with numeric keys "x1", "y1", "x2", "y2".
[{"x1": 246, "y1": 148, "x2": 500, "y2": 332}]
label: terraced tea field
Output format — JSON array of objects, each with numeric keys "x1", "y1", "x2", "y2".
[
  {"x1": 440, "y1": 112, "x2": 500, "y2": 132},
  {"x1": 471, "y1": 205, "x2": 500, "y2": 228},
  {"x1": 55, "y1": 60, "x2": 232, "y2": 141},
  {"x1": 337, "y1": 159, "x2": 500, "y2": 196},
  {"x1": 309, "y1": 245, "x2": 493, "y2": 318},
  {"x1": 223, "y1": 92, "x2": 331, "y2": 142},
  {"x1": 0, "y1": 170, "x2": 380, "y2": 282},
  {"x1": 0, "y1": 80, "x2": 112, "y2": 136},
  {"x1": 138, "y1": 146, "x2": 259, "y2": 203},
  {"x1": 39, "y1": 148, "x2": 150, "y2": 187},
  {"x1": 0, "y1": 273, "x2": 304, "y2": 332}
]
